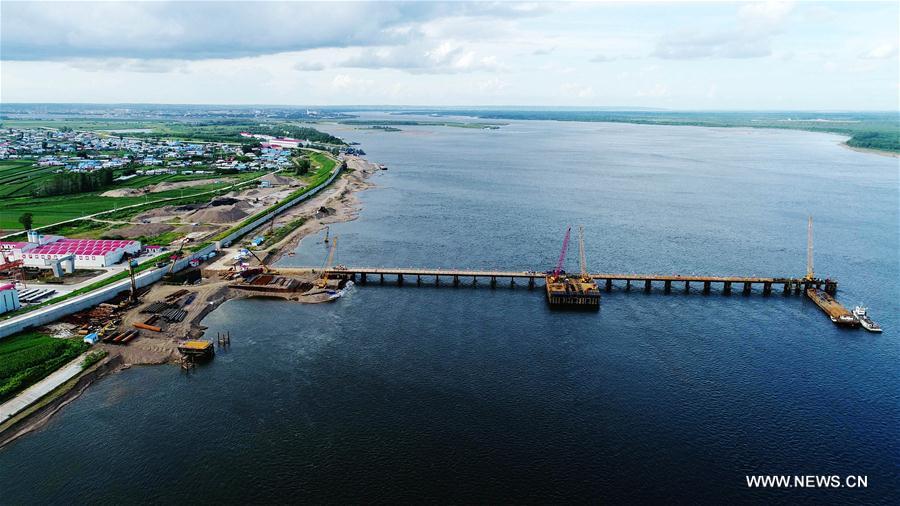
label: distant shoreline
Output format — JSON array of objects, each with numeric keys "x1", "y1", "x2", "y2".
[{"x1": 840, "y1": 142, "x2": 899, "y2": 158}]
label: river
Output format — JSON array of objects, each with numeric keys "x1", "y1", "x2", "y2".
[{"x1": 1, "y1": 115, "x2": 897, "y2": 503}]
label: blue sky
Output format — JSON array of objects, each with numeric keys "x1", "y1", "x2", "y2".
[{"x1": 1, "y1": 1, "x2": 897, "y2": 109}]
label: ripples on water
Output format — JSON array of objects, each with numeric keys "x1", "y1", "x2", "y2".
[{"x1": 1, "y1": 117, "x2": 897, "y2": 503}]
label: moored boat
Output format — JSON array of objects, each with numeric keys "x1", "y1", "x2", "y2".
[{"x1": 852, "y1": 306, "x2": 882, "y2": 333}]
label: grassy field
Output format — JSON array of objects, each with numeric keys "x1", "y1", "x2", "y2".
[
  {"x1": 0, "y1": 332, "x2": 89, "y2": 403},
  {"x1": 0, "y1": 170, "x2": 266, "y2": 231}
]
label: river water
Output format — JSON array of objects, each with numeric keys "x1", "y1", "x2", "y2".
[{"x1": 1, "y1": 116, "x2": 897, "y2": 503}]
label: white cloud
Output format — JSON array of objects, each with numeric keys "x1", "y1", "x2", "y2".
[
  {"x1": 635, "y1": 83, "x2": 669, "y2": 98},
  {"x1": 654, "y1": 1, "x2": 793, "y2": 59},
  {"x1": 860, "y1": 43, "x2": 898, "y2": 60},
  {"x1": 560, "y1": 82, "x2": 595, "y2": 99}
]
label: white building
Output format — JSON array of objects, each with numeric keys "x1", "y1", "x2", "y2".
[
  {"x1": 0, "y1": 231, "x2": 141, "y2": 270},
  {"x1": 0, "y1": 284, "x2": 20, "y2": 314}
]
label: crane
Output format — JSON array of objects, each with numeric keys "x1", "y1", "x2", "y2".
[
  {"x1": 578, "y1": 225, "x2": 590, "y2": 282},
  {"x1": 552, "y1": 226, "x2": 571, "y2": 281},
  {"x1": 317, "y1": 236, "x2": 338, "y2": 288},
  {"x1": 806, "y1": 215, "x2": 814, "y2": 280},
  {"x1": 167, "y1": 238, "x2": 189, "y2": 275},
  {"x1": 247, "y1": 249, "x2": 270, "y2": 273}
]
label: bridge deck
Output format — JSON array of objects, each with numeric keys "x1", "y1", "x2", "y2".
[{"x1": 318, "y1": 267, "x2": 824, "y2": 284}]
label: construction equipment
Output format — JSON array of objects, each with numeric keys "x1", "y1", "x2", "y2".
[
  {"x1": 545, "y1": 226, "x2": 600, "y2": 309},
  {"x1": 317, "y1": 236, "x2": 338, "y2": 288},
  {"x1": 0, "y1": 252, "x2": 25, "y2": 288},
  {"x1": 247, "y1": 249, "x2": 270, "y2": 273},
  {"x1": 127, "y1": 256, "x2": 139, "y2": 303},
  {"x1": 552, "y1": 226, "x2": 571, "y2": 281},
  {"x1": 806, "y1": 215, "x2": 814, "y2": 280},
  {"x1": 167, "y1": 238, "x2": 189, "y2": 275},
  {"x1": 578, "y1": 225, "x2": 590, "y2": 282}
]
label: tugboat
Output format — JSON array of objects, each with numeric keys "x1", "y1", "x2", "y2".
[{"x1": 852, "y1": 306, "x2": 882, "y2": 333}]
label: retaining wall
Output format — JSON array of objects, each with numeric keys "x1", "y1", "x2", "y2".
[{"x1": 0, "y1": 244, "x2": 215, "y2": 339}]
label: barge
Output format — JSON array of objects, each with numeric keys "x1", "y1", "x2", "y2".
[{"x1": 806, "y1": 288, "x2": 858, "y2": 327}]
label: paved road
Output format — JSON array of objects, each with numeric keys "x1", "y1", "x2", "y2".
[{"x1": 0, "y1": 352, "x2": 89, "y2": 423}]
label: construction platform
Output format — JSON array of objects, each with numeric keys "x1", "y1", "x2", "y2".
[
  {"x1": 177, "y1": 340, "x2": 215, "y2": 359},
  {"x1": 545, "y1": 274, "x2": 601, "y2": 309}
]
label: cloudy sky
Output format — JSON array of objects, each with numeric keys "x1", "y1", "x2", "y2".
[{"x1": 1, "y1": 1, "x2": 897, "y2": 109}]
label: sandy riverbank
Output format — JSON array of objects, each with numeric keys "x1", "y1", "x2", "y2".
[
  {"x1": 841, "y1": 142, "x2": 899, "y2": 158},
  {"x1": 266, "y1": 155, "x2": 381, "y2": 265}
]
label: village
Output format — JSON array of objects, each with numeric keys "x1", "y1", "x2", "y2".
[{"x1": 0, "y1": 127, "x2": 298, "y2": 173}]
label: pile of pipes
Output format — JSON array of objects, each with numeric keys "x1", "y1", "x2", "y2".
[
  {"x1": 141, "y1": 301, "x2": 174, "y2": 314},
  {"x1": 161, "y1": 307, "x2": 187, "y2": 323},
  {"x1": 103, "y1": 330, "x2": 140, "y2": 345}
]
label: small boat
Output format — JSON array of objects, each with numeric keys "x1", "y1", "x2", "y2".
[
  {"x1": 852, "y1": 306, "x2": 882, "y2": 332},
  {"x1": 326, "y1": 280, "x2": 355, "y2": 301},
  {"x1": 379, "y1": 164, "x2": 388, "y2": 170}
]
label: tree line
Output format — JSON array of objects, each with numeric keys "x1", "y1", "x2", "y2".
[{"x1": 33, "y1": 168, "x2": 115, "y2": 197}]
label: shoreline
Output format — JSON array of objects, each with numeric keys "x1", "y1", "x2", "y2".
[
  {"x1": 840, "y1": 141, "x2": 899, "y2": 158},
  {"x1": 0, "y1": 155, "x2": 381, "y2": 447},
  {"x1": 266, "y1": 155, "x2": 380, "y2": 266}
]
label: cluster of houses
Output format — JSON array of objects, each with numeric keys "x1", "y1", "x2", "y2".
[{"x1": 0, "y1": 128, "x2": 296, "y2": 173}]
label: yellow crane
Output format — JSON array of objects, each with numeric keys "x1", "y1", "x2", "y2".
[
  {"x1": 317, "y1": 236, "x2": 338, "y2": 288},
  {"x1": 578, "y1": 225, "x2": 590, "y2": 282}
]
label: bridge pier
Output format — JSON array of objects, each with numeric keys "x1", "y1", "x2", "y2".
[
  {"x1": 528, "y1": 277, "x2": 535, "y2": 289},
  {"x1": 625, "y1": 280, "x2": 631, "y2": 291},
  {"x1": 417, "y1": 275, "x2": 421, "y2": 286},
  {"x1": 723, "y1": 281, "x2": 732, "y2": 295},
  {"x1": 435, "y1": 275, "x2": 440, "y2": 287},
  {"x1": 644, "y1": 280, "x2": 651, "y2": 293},
  {"x1": 664, "y1": 280, "x2": 672, "y2": 294},
  {"x1": 379, "y1": 274, "x2": 384, "y2": 285},
  {"x1": 703, "y1": 281, "x2": 711, "y2": 294},
  {"x1": 397, "y1": 274, "x2": 403, "y2": 286},
  {"x1": 763, "y1": 282, "x2": 771, "y2": 296},
  {"x1": 360, "y1": 273, "x2": 367, "y2": 285},
  {"x1": 472, "y1": 276, "x2": 477, "y2": 286},
  {"x1": 743, "y1": 282, "x2": 752, "y2": 295},
  {"x1": 783, "y1": 282, "x2": 791, "y2": 296},
  {"x1": 794, "y1": 282, "x2": 801, "y2": 295},
  {"x1": 510, "y1": 278, "x2": 515, "y2": 288},
  {"x1": 453, "y1": 275, "x2": 459, "y2": 287},
  {"x1": 824, "y1": 280, "x2": 837, "y2": 295},
  {"x1": 605, "y1": 279, "x2": 612, "y2": 292},
  {"x1": 491, "y1": 276, "x2": 497, "y2": 288}
]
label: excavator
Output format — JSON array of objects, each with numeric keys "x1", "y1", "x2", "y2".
[{"x1": 316, "y1": 236, "x2": 338, "y2": 288}]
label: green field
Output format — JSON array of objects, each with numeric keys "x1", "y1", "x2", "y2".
[
  {"x1": 0, "y1": 332, "x2": 89, "y2": 403},
  {"x1": 0, "y1": 170, "x2": 266, "y2": 231}
]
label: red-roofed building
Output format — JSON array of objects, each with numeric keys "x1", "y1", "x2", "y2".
[{"x1": 3, "y1": 231, "x2": 141, "y2": 269}]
